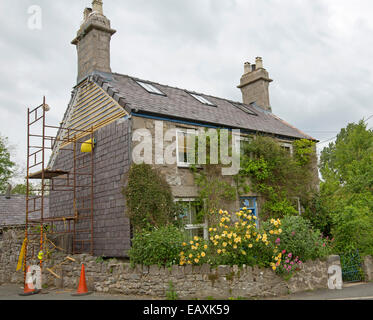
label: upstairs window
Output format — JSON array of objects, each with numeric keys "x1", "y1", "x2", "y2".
[
  {"x1": 280, "y1": 142, "x2": 293, "y2": 155},
  {"x1": 189, "y1": 93, "x2": 216, "y2": 106},
  {"x1": 176, "y1": 129, "x2": 197, "y2": 167},
  {"x1": 234, "y1": 135, "x2": 251, "y2": 156},
  {"x1": 136, "y1": 81, "x2": 165, "y2": 95}
]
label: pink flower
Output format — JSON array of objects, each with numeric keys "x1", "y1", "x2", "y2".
[
  {"x1": 275, "y1": 238, "x2": 281, "y2": 244},
  {"x1": 282, "y1": 250, "x2": 286, "y2": 254},
  {"x1": 288, "y1": 253, "x2": 292, "y2": 258},
  {"x1": 323, "y1": 243, "x2": 326, "y2": 247},
  {"x1": 285, "y1": 259, "x2": 289, "y2": 263},
  {"x1": 291, "y1": 231, "x2": 295, "y2": 236},
  {"x1": 290, "y1": 261, "x2": 294, "y2": 265}
]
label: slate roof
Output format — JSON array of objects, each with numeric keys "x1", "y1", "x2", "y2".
[
  {"x1": 0, "y1": 195, "x2": 49, "y2": 228},
  {"x1": 89, "y1": 71, "x2": 316, "y2": 141}
]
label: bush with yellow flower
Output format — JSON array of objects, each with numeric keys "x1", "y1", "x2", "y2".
[
  {"x1": 205, "y1": 208, "x2": 282, "y2": 268},
  {"x1": 179, "y1": 236, "x2": 210, "y2": 266}
]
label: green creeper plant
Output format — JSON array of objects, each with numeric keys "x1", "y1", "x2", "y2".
[{"x1": 123, "y1": 163, "x2": 179, "y2": 232}]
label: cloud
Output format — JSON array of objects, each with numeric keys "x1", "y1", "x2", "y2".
[{"x1": 1, "y1": 0, "x2": 373, "y2": 177}]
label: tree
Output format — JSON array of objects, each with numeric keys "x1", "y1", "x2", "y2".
[
  {"x1": 319, "y1": 120, "x2": 373, "y2": 255},
  {"x1": 320, "y1": 120, "x2": 373, "y2": 193},
  {"x1": 0, "y1": 134, "x2": 15, "y2": 193}
]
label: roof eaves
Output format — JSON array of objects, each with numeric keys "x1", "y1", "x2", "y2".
[
  {"x1": 269, "y1": 113, "x2": 318, "y2": 142},
  {"x1": 132, "y1": 110, "x2": 306, "y2": 142}
]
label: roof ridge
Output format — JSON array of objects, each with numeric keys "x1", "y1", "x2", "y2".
[{"x1": 109, "y1": 72, "x2": 257, "y2": 110}]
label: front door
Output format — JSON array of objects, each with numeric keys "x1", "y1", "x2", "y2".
[{"x1": 239, "y1": 197, "x2": 258, "y2": 227}]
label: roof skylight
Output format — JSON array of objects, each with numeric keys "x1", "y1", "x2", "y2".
[
  {"x1": 136, "y1": 81, "x2": 165, "y2": 95},
  {"x1": 189, "y1": 93, "x2": 216, "y2": 106},
  {"x1": 231, "y1": 102, "x2": 257, "y2": 116}
]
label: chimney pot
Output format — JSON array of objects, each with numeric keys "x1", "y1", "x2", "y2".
[
  {"x1": 84, "y1": 8, "x2": 92, "y2": 21},
  {"x1": 244, "y1": 62, "x2": 251, "y2": 74},
  {"x1": 255, "y1": 57, "x2": 263, "y2": 69},
  {"x1": 5, "y1": 183, "x2": 11, "y2": 199},
  {"x1": 92, "y1": 0, "x2": 104, "y2": 14}
]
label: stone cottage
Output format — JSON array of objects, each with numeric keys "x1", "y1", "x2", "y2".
[
  {"x1": 0, "y1": 186, "x2": 49, "y2": 239},
  {"x1": 48, "y1": 0, "x2": 316, "y2": 258}
]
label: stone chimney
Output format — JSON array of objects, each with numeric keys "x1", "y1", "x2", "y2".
[
  {"x1": 71, "y1": 0, "x2": 116, "y2": 83},
  {"x1": 5, "y1": 183, "x2": 11, "y2": 199},
  {"x1": 237, "y1": 57, "x2": 273, "y2": 112}
]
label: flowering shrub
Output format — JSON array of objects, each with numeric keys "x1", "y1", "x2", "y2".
[
  {"x1": 185, "y1": 208, "x2": 283, "y2": 268},
  {"x1": 179, "y1": 236, "x2": 209, "y2": 266},
  {"x1": 262, "y1": 215, "x2": 332, "y2": 262},
  {"x1": 175, "y1": 209, "x2": 333, "y2": 275},
  {"x1": 274, "y1": 250, "x2": 303, "y2": 279},
  {"x1": 316, "y1": 233, "x2": 335, "y2": 258}
]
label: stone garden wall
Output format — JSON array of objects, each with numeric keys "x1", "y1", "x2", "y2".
[{"x1": 1, "y1": 229, "x2": 372, "y2": 299}]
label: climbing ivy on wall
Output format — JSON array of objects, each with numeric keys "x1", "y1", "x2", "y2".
[
  {"x1": 123, "y1": 163, "x2": 179, "y2": 232},
  {"x1": 239, "y1": 135, "x2": 317, "y2": 220},
  {"x1": 190, "y1": 132, "x2": 317, "y2": 222},
  {"x1": 190, "y1": 129, "x2": 238, "y2": 225}
]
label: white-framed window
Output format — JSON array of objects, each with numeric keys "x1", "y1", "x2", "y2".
[
  {"x1": 176, "y1": 129, "x2": 197, "y2": 167},
  {"x1": 176, "y1": 198, "x2": 208, "y2": 240},
  {"x1": 280, "y1": 142, "x2": 293, "y2": 155},
  {"x1": 290, "y1": 197, "x2": 303, "y2": 215},
  {"x1": 234, "y1": 134, "x2": 251, "y2": 155}
]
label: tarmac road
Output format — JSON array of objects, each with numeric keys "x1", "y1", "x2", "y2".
[
  {"x1": 0, "y1": 284, "x2": 161, "y2": 300},
  {"x1": 0, "y1": 282, "x2": 372, "y2": 300},
  {"x1": 264, "y1": 282, "x2": 373, "y2": 300}
]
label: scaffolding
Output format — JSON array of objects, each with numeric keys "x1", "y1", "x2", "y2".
[{"x1": 24, "y1": 97, "x2": 95, "y2": 285}]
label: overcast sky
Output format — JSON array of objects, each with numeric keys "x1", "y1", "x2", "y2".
[{"x1": 1, "y1": 0, "x2": 373, "y2": 182}]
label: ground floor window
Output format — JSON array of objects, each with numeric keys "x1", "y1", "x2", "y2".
[
  {"x1": 176, "y1": 199, "x2": 208, "y2": 240},
  {"x1": 291, "y1": 197, "x2": 303, "y2": 215}
]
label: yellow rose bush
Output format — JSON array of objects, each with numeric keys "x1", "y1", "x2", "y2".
[
  {"x1": 188, "y1": 208, "x2": 282, "y2": 268},
  {"x1": 179, "y1": 236, "x2": 210, "y2": 266}
]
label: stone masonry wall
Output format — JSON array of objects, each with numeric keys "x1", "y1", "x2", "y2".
[
  {"x1": 2, "y1": 230, "x2": 368, "y2": 299},
  {"x1": 131, "y1": 116, "x2": 258, "y2": 213},
  {"x1": 49, "y1": 117, "x2": 131, "y2": 257}
]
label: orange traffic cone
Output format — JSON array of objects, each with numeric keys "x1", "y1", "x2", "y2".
[
  {"x1": 71, "y1": 264, "x2": 92, "y2": 296},
  {"x1": 19, "y1": 266, "x2": 40, "y2": 296}
]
